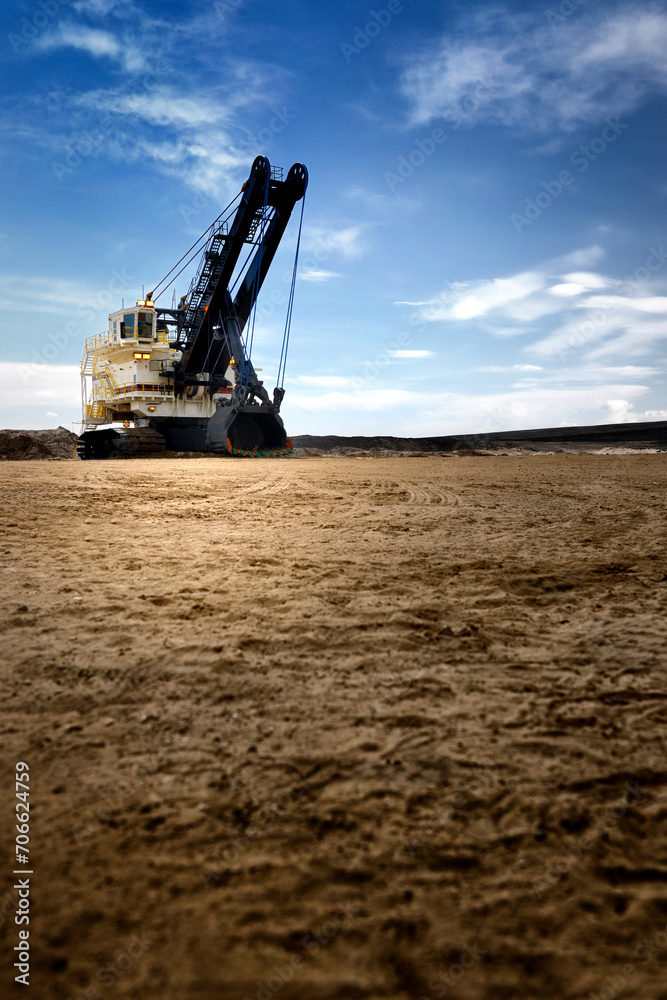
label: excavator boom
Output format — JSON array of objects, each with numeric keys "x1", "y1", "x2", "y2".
[
  {"x1": 76, "y1": 155, "x2": 307, "y2": 459},
  {"x1": 178, "y1": 157, "x2": 307, "y2": 386}
]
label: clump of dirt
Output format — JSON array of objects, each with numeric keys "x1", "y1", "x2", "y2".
[{"x1": 0, "y1": 426, "x2": 78, "y2": 460}]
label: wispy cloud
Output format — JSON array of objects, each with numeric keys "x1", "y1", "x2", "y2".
[
  {"x1": 72, "y1": 0, "x2": 130, "y2": 14},
  {"x1": 345, "y1": 185, "x2": 391, "y2": 213},
  {"x1": 303, "y1": 225, "x2": 370, "y2": 261},
  {"x1": 531, "y1": 297, "x2": 667, "y2": 361},
  {"x1": 401, "y1": 246, "x2": 667, "y2": 362},
  {"x1": 298, "y1": 269, "x2": 341, "y2": 283},
  {"x1": 0, "y1": 363, "x2": 80, "y2": 407},
  {"x1": 390, "y1": 349, "x2": 435, "y2": 358},
  {"x1": 36, "y1": 24, "x2": 146, "y2": 73},
  {"x1": 75, "y1": 88, "x2": 238, "y2": 127},
  {"x1": 20, "y1": 64, "x2": 287, "y2": 197},
  {"x1": 399, "y1": 5, "x2": 667, "y2": 134},
  {"x1": 0, "y1": 275, "x2": 95, "y2": 315},
  {"x1": 287, "y1": 381, "x2": 658, "y2": 435},
  {"x1": 603, "y1": 399, "x2": 667, "y2": 422},
  {"x1": 297, "y1": 375, "x2": 349, "y2": 387},
  {"x1": 10, "y1": 0, "x2": 289, "y2": 199},
  {"x1": 523, "y1": 365, "x2": 661, "y2": 384}
]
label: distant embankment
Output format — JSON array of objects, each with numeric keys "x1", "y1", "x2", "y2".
[
  {"x1": 291, "y1": 420, "x2": 667, "y2": 455},
  {"x1": 1, "y1": 421, "x2": 665, "y2": 460}
]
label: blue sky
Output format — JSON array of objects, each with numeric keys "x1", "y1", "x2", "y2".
[{"x1": 1, "y1": 0, "x2": 666, "y2": 434}]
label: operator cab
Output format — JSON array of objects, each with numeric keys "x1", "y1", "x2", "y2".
[{"x1": 108, "y1": 300, "x2": 156, "y2": 344}]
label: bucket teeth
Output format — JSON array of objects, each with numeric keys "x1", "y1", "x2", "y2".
[
  {"x1": 225, "y1": 434, "x2": 293, "y2": 458},
  {"x1": 227, "y1": 446, "x2": 293, "y2": 457}
]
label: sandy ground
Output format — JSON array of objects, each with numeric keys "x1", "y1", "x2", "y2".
[{"x1": 1, "y1": 453, "x2": 666, "y2": 1000}]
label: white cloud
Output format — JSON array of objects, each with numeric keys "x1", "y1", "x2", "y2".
[
  {"x1": 286, "y1": 381, "x2": 655, "y2": 436},
  {"x1": 0, "y1": 363, "x2": 80, "y2": 406},
  {"x1": 303, "y1": 225, "x2": 369, "y2": 262},
  {"x1": 345, "y1": 186, "x2": 390, "y2": 212},
  {"x1": 604, "y1": 399, "x2": 638, "y2": 422},
  {"x1": 390, "y1": 350, "x2": 435, "y2": 358},
  {"x1": 290, "y1": 387, "x2": 418, "y2": 413},
  {"x1": 401, "y1": 247, "x2": 667, "y2": 362},
  {"x1": 549, "y1": 283, "x2": 588, "y2": 297},
  {"x1": 99, "y1": 129, "x2": 250, "y2": 198},
  {"x1": 514, "y1": 364, "x2": 542, "y2": 371},
  {"x1": 72, "y1": 0, "x2": 127, "y2": 14},
  {"x1": 599, "y1": 399, "x2": 667, "y2": 424},
  {"x1": 538, "y1": 365, "x2": 660, "y2": 383},
  {"x1": 587, "y1": 295, "x2": 667, "y2": 314},
  {"x1": 451, "y1": 273, "x2": 550, "y2": 321},
  {"x1": 394, "y1": 299, "x2": 433, "y2": 307},
  {"x1": 399, "y1": 6, "x2": 667, "y2": 133},
  {"x1": 17, "y1": 54, "x2": 286, "y2": 197},
  {"x1": 77, "y1": 89, "x2": 234, "y2": 128},
  {"x1": 65, "y1": 75, "x2": 281, "y2": 196},
  {"x1": 0, "y1": 275, "x2": 93, "y2": 315},
  {"x1": 297, "y1": 375, "x2": 349, "y2": 387},
  {"x1": 36, "y1": 25, "x2": 146, "y2": 73},
  {"x1": 298, "y1": 270, "x2": 340, "y2": 283},
  {"x1": 563, "y1": 271, "x2": 611, "y2": 289},
  {"x1": 0, "y1": 364, "x2": 81, "y2": 430},
  {"x1": 531, "y1": 303, "x2": 667, "y2": 361}
]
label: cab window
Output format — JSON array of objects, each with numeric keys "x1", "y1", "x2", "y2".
[
  {"x1": 138, "y1": 312, "x2": 153, "y2": 340},
  {"x1": 121, "y1": 312, "x2": 136, "y2": 338}
]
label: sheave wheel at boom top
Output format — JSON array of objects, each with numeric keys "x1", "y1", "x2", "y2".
[{"x1": 75, "y1": 156, "x2": 308, "y2": 459}]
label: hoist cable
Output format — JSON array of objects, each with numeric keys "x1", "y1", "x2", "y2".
[
  {"x1": 277, "y1": 187, "x2": 306, "y2": 389},
  {"x1": 149, "y1": 190, "x2": 243, "y2": 302},
  {"x1": 241, "y1": 171, "x2": 270, "y2": 389}
]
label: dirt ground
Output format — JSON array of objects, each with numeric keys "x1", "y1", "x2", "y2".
[{"x1": 1, "y1": 453, "x2": 666, "y2": 1000}]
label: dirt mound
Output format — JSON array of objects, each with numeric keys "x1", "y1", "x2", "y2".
[{"x1": 0, "y1": 426, "x2": 78, "y2": 460}]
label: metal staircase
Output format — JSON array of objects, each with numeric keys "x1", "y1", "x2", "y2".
[
  {"x1": 179, "y1": 207, "x2": 270, "y2": 349},
  {"x1": 180, "y1": 226, "x2": 229, "y2": 341},
  {"x1": 87, "y1": 358, "x2": 119, "y2": 420}
]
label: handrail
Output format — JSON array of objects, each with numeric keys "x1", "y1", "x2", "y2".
[
  {"x1": 89, "y1": 382, "x2": 232, "y2": 400},
  {"x1": 90, "y1": 382, "x2": 174, "y2": 399},
  {"x1": 85, "y1": 330, "x2": 170, "y2": 351}
]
